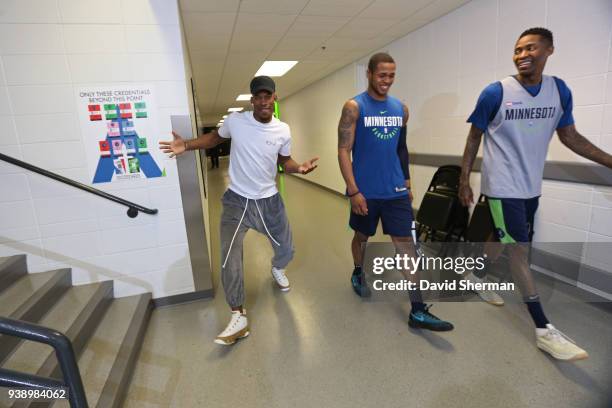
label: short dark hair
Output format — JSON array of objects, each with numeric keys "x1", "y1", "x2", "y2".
[
  {"x1": 368, "y1": 52, "x2": 395, "y2": 73},
  {"x1": 519, "y1": 27, "x2": 553, "y2": 46}
]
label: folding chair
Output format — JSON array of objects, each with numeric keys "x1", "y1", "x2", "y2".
[{"x1": 416, "y1": 165, "x2": 469, "y2": 242}]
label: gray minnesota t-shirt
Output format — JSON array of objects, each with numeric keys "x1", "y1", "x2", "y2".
[{"x1": 481, "y1": 75, "x2": 563, "y2": 198}]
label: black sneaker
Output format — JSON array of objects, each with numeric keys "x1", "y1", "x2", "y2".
[
  {"x1": 408, "y1": 305, "x2": 454, "y2": 331},
  {"x1": 351, "y1": 267, "x2": 371, "y2": 298}
]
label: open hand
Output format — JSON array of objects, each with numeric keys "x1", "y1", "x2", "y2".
[
  {"x1": 298, "y1": 157, "x2": 319, "y2": 174},
  {"x1": 159, "y1": 131, "x2": 186, "y2": 158}
]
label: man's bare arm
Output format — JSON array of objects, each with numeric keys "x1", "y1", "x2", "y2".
[
  {"x1": 278, "y1": 154, "x2": 318, "y2": 174},
  {"x1": 338, "y1": 100, "x2": 359, "y2": 194},
  {"x1": 557, "y1": 125, "x2": 612, "y2": 168},
  {"x1": 402, "y1": 103, "x2": 409, "y2": 127},
  {"x1": 460, "y1": 125, "x2": 484, "y2": 185},
  {"x1": 160, "y1": 129, "x2": 226, "y2": 158},
  {"x1": 186, "y1": 129, "x2": 225, "y2": 151},
  {"x1": 458, "y1": 125, "x2": 484, "y2": 206}
]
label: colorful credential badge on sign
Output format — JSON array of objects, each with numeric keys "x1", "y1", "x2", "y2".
[{"x1": 78, "y1": 85, "x2": 166, "y2": 184}]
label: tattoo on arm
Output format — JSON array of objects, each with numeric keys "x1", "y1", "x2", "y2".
[
  {"x1": 338, "y1": 102, "x2": 357, "y2": 149},
  {"x1": 338, "y1": 101, "x2": 359, "y2": 193}
]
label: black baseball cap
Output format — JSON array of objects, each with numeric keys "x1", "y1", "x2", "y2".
[{"x1": 250, "y1": 76, "x2": 275, "y2": 94}]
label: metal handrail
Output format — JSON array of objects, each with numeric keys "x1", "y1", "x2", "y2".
[
  {"x1": 0, "y1": 317, "x2": 88, "y2": 408},
  {"x1": 0, "y1": 153, "x2": 158, "y2": 218}
]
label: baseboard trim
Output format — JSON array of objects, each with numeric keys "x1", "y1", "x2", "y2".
[
  {"x1": 153, "y1": 289, "x2": 214, "y2": 308},
  {"x1": 530, "y1": 248, "x2": 612, "y2": 302}
]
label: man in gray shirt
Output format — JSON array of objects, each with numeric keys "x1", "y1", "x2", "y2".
[{"x1": 459, "y1": 27, "x2": 612, "y2": 361}]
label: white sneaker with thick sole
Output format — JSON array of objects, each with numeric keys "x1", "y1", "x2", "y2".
[
  {"x1": 271, "y1": 266, "x2": 290, "y2": 291},
  {"x1": 214, "y1": 310, "x2": 249, "y2": 345},
  {"x1": 536, "y1": 324, "x2": 588, "y2": 361},
  {"x1": 464, "y1": 273, "x2": 504, "y2": 306}
]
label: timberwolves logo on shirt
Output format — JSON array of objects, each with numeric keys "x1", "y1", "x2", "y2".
[{"x1": 363, "y1": 111, "x2": 403, "y2": 140}]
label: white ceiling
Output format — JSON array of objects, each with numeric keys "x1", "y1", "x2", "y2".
[{"x1": 179, "y1": 0, "x2": 470, "y2": 124}]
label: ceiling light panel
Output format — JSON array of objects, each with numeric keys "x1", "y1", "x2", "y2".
[{"x1": 255, "y1": 61, "x2": 298, "y2": 77}]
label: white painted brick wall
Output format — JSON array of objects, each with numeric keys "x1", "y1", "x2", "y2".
[
  {"x1": 284, "y1": 0, "x2": 612, "y2": 274},
  {"x1": 0, "y1": 0, "x2": 194, "y2": 298}
]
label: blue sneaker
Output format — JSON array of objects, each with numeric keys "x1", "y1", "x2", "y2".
[
  {"x1": 351, "y1": 267, "x2": 371, "y2": 298},
  {"x1": 408, "y1": 305, "x2": 454, "y2": 331}
]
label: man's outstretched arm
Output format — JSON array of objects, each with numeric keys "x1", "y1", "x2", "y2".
[
  {"x1": 557, "y1": 125, "x2": 612, "y2": 168},
  {"x1": 159, "y1": 130, "x2": 225, "y2": 158}
]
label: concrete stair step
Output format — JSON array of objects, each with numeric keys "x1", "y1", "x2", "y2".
[
  {"x1": 0, "y1": 269, "x2": 71, "y2": 365},
  {"x1": 1, "y1": 281, "x2": 113, "y2": 408},
  {"x1": 0, "y1": 255, "x2": 27, "y2": 294},
  {"x1": 54, "y1": 293, "x2": 152, "y2": 408},
  {"x1": 0, "y1": 255, "x2": 154, "y2": 408}
]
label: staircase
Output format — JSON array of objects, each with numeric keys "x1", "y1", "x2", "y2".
[{"x1": 0, "y1": 255, "x2": 152, "y2": 408}]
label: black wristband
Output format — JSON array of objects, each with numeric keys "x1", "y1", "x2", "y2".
[{"x1": 348, "y1": 190, "x2": 360, "y2": 197}]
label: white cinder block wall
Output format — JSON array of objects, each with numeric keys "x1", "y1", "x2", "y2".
[
  {"x1": 283, "y1": 0, "x2": 612, "y2": 273},
  {"x1": 0, "y1": 0, "x2": 196, "y2": 298}
]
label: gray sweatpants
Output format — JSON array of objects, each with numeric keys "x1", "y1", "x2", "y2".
[{"x1": 220, "y1": 189, "x2": 294, "y2": 308}]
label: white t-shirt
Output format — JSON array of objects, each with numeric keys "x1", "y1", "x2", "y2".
[{"x1": 218, "y1": 111, "x2": 291, "y2": 199}]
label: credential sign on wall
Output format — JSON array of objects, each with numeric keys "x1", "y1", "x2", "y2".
[{"x1": 78, "y1": 84, "x2": 165, "y2": 184}]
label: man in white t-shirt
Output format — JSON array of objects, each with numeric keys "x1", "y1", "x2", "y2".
[{"x1": 160, "y1": 76, "x2": 318, "y2": 345}]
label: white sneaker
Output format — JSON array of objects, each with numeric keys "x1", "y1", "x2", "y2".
[
  {"x1": 214, "y1": 310, "x2": 249, "y2": 345},
  {"x1": 536, "y1": 324, "x2": 588, "y2": 361},
  {"x1": 271, "y1": 266, "x2": 290, "y2": 291},
  {"x1": 464, "y1": 273, "x2": 504, "y2": 306}
]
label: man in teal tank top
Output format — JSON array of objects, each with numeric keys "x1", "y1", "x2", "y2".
[{"x1": 338, "y1": 52, "x2": 453, "y2": 332}]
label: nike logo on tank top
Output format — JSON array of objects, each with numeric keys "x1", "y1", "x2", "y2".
[
  {"x1": 481, "y1": 75, "x2": 563, "y2": 199},
  {"x1": 352, "y1": 92, "x2": 406, "y2": 199}
]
